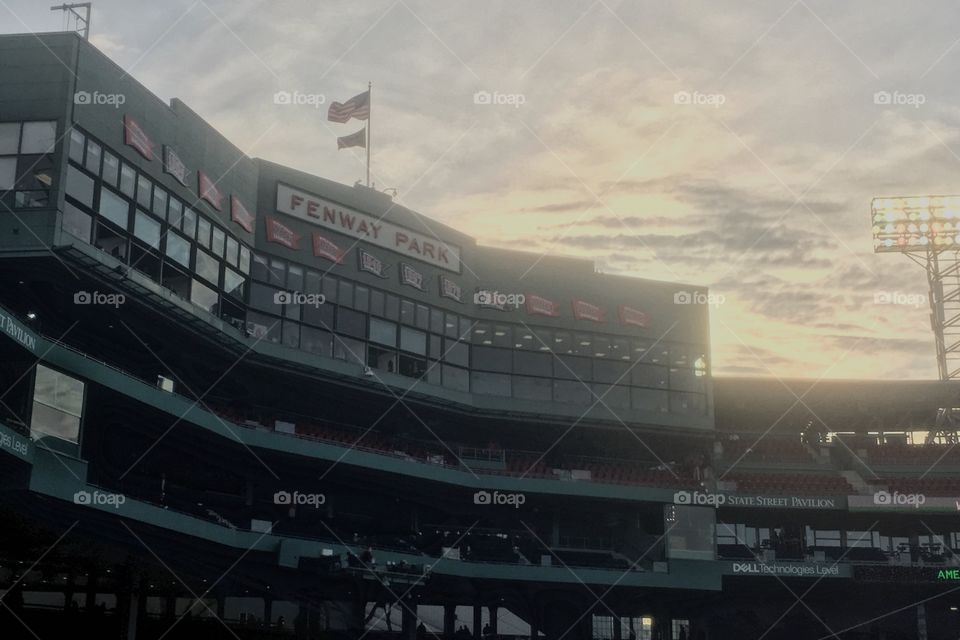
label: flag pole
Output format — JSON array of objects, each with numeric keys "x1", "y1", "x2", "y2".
[{"x1": 366, "y1": 81, "x2": 372, "y2": 187}]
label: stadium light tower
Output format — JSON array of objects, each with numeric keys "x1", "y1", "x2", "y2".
[
  {"x1": 871, "y1": 195, "x2": 960, "y2": 441},
  {"x1": 50, "y1": 3, "x2": 91, "y2": 40}
]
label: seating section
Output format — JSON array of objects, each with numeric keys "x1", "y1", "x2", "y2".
[
  {"x1": 868, "y1": 443, "x2": 960, "y2": 466},
  {"x1": 872, "y1": 476, "x2": 960, "y2": 496},
  {"x1": 728, "y1": 472, "x2": 853, "y2": 495},
  {"x1": 720, "y1": 437, "x2": 813, "y2": 464}
]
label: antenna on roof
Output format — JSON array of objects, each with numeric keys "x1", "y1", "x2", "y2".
[{"x1": 50, "y1": 3, "x2": 92, "y2": 40}]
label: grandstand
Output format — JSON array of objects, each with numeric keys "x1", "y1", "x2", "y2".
[{"x1": 0, "y1": 30, "x2": 959, "y2": 640}]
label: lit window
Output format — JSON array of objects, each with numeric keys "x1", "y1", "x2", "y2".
[{"x1": 31, "y1": 364, "x2": 84, "y2": 444}]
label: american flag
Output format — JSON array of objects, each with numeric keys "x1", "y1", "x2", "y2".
[
  {"x1": 337, "y1": 127, "x2": 366, "y2": 150},
  {"x1": 327, "y1": 90, "x2": 370, "y2": 123}
]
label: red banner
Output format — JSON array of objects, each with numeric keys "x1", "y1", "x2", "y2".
[
  {"x1": 230, "y1": 196, "x2": 254, "y2": 233},
  {"x1": 312, "y1": 232, "x2": 345, "y2": 263},
  {"x1": 572, "y1": 299, "x2": 606, "y2": 322},
  {"x1": 265, "y1": 216, "x2": 301, "y2": 249},
  {"x1": 525, "y1": 294, "x2": 560, "y2": 317},
  {"x1": 618, "y1": 305, "x2": 650, "y2": 328},
  {"x1": 198, "y1": 171, "x2": 224, "y2": 211},
  {"x1": 123, "y1": 115, "x2": 154, "y2": 161}
]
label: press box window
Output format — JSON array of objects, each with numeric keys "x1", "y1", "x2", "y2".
[
  {"x1": 195, "y1": 250, "x2": 220, "y2": 285},
  {"x1": 370, "y1": 317, "x2": 397, "y2": 347},
  {"x1": 211, "y1": 226, "x2": 226, "y2": 257},
  {"x1": 62, "y1": 203, "x2": 92, "y2": 243},
  {"x1": 31, "y1": 364, "x2": 84, "y2": 444},
  {"x1": 0, "y1": 122, "x2": 20, "y2": 154},
  {"x1": 197, "y1": 217, "x2": 212, "y2": 248},
  {"x1": 85, "y1": 140, "x2": 101, "y2": 175},
  {"x1": 134, "y1": 210, "x2": 161, "y2": 249},
  {"x1": 20, "y1": 121, "x2": 56, "y2": 153},
  {"x1": 102, "y1": 151, "x2": 119, "y2": 187},
  {"x1": 98, "y1": 188, "x2": 130, "y2": 229},
  {"x1": 119, "y1": 163, "x2": 136, "y2": 198},
  {"x1": 64, "y1": 165, "x2": 94, "y2": 208},
  {"x1": 165, "y1": 231, "x2": 191, "y2": 267}
]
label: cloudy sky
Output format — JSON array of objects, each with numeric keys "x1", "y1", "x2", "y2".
[{"x1": 5, "y1": 0, "x2": 960, "y2": 380}]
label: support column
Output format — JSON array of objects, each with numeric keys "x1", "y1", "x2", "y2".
[
  {"x1": 121, "y1": 587, "x2": 140, "y2": 640},
  {"x1": 473, "y1": 604, "x2": 482, "y2": 639},
  {"x1": 264, "y1": 597, "x2": 273, "y2": 627},
  {"x1": 613, "y1": 616, "x2": 622, "y2": 640},
  {"x1": 402, "y1": 601, "x2": 417, "y2": 640},
  {"x1": 489, "y1": 605, "x2": 498, "y2": 636},
  {"x1": 444, "y1": 605, "x2": 456, "y2": 639}
]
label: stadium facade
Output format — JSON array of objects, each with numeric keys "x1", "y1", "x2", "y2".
[{"x1": 0, "y1": 31, "x2": 958, "y2": 640}]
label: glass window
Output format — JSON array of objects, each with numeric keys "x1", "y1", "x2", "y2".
[
  {"x1": 594, "y1": 383, "x2": 630, "y2": 408},
  {"x1": 268, "y1": 258, "x2": 285, "y2": 286},
  {"x1": 444, "y1": 339, "x2": 469, "y2": 367},
  {"x1": 574, "y1": 334, "x2": 593, "y2": 357},
  {"x1": 98, "y1": 187, "x2": 129, "y2": 229},
  {"x1": 152, "y1": 187, "x2": 167, "y2": 218},
  {"x1": 301, "y1": 326, "x2": 333, "y2": 357},
  {"x1": 473, "y1": 346, "x2": 512, "y2": 373},
  {"x1": 0, "y1": 157, "x2": 15, "y2": 190},
  {"x1": 632, "y1": 364, "x2": 668, "y2": 388},
  {"x1": 514, "y1": 326, "x2": 536, "y2": 349},
  {"x1": 337, "y1": 307, "x2": 366, "y2": 338},
  {"x1": 195, "y1": 250, "x2": 220, "y2": 285},
  {"x1": 334, "y1": 336, "x2": 365, "y2": 365},
  {"x1": 133, "y1": 210, "x2": 161, "y2": 249},
  {"x1": 471, "y1": 372, "x2": 511, "y2": 397},
  {"x1": 64, "y1": 165, "x2": 94, "y2": 207},
  {"x1": 400, "y1": 300, "x2": 415, "y2": 325},
  {"x1": 430, "y1": 308, "x2": 444, "y2": 333},
  {"x1": 513, "y1": 351, "x2": 551, "y2": 377},
  {"x1": 385, "y1": 294, "x2": 399, "y2": 320},
  {"x1": 210, "y1": 227, "x2": 225, "y2": 258},
  {"x1": 355, "y1": 286, "x2": 369, "y2": 312},
  {"x1": 20, "y1": 121, "x2": 56, "y2": 153},
  {"x1": 1, "y1": 122, "x2": 22, "y2": 155},
  {"x1": 442, "y1": 365, "x2": 469, "y2": 392},
  {"x1": 119, "y1": 163, "x2": 136, "y2": 198},
  {"x1": 554, "y1": 354, "x2": 592, "y2": 381},
  {"x1": 370, "y1": 289, "x2": 385, "y2": 316},
  {"x1": 282, "y1": 320, "x2": 300, "y2": 349},
  {"x1": 190, "y1": 278, "x2": 219, "y2": 313},
  {"x1": 303, "y1": 298, "x2": 334, "y2": 328},
  {"x1": 136, "y1": 174, "x2": 152, "y2": 209},
  {"x1": 322, "y1": 276, "x2": 337, "y2": 303},
  {"x1": 31, "y1": 364, "x2": 83, "y2": 443},
  {"x1": 182, "y1": 208, "x2": 197, "y2": 239},
  {"x1": 246, "y1": 311, "x2": 280, "y2": 343},
  {"x1": 593, "y1": 336, "x2": 611, "y2": 358},
  {"x1": 459, "y1": 317, "x2": 473, "y2": 340},
  {"x1": 239, "y1": 245, "x2": 251, "y2": 274},
  {"x1": 472, "y1": 322, "x2": 493, "y2": 345},
  {"x1": 632, "y1": 388, "x2": 668, "y2": 412},
  {"x1": 444, "y1": 313, "x2": 458, "y2": 338},
  {"x1": 249, "y1": 282, "x2": 281, "y2": 313},
  {"x1": 594, "y1": 359, "x2": 629, "y2": 384},
  {"x1": 287, "y1": 264, "x2": 304, "y2": 291},
  {"x1": 197, "y1": 216, "x2": 211, "y2": 248},
  {"x1": 62, "y1": 202, "x2": 92, "y2": 243},
  {"x1": 165, "y1": 231, "x2": 191, "y2": 267},
  {"x1": 84, "y1": 140, "x2": 101, "y2": 175},
  {"x1": 612, "y1": 338, "x2": 631, "y2": 361},
  {"x1": 416, "y1": 304, "x2": 429, "y2": 329},
  {"x1": 492, "y1": 325, "x2": 512, "y2": 348},
  {"x1": 553, "y1": 332, "x2": 573, "y2": 354},
  {"x1": 332, "y1": 280, "x2": 351, "y2": 307},
  {"x1": 400, "y1": 327, "x2": 426, "y2": 355},
  {"x1": 167, "y1": 198, "x2": 183, "y2": 229},
  {"x1": 370, "y1": 317, "x2": 397, "y2": 347},
  {"x1": 226, "y1": 236, "x2": 239, "y2": 267},
  {"x1": 515, "y1": 376, "x2": 553, "y2": 402},
  {"x1": 102, "y1": 151, "x2": 119, "y2": 187},
  {"x1": 223, "y1": 268, "x2": 245, "y2": 300},
  {"x1": 554, "y1": 380, "x2": 592, "y2": 405}
]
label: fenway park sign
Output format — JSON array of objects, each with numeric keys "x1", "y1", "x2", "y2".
[{"x1": 276, "y1": 183, "x2": 461, "y2": 272}]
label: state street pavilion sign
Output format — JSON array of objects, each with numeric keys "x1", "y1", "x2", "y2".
[{"x1": 276, "y1": 183, "x2": 462, "y2": 273}]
